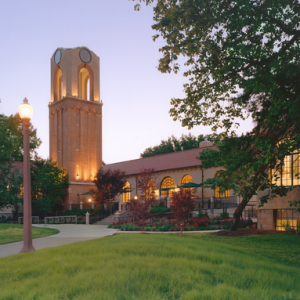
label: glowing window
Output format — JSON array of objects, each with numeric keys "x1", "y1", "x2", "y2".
[
  {"x1": 215, "y1": 171, "x2": 229, "y2": 198},
  {"x1": 79, "y1": 67, "x2": 90, "y2": 100},
  {"x1": 56, "y1": 69, "x2": 63, "y2": 100},
  {"x1": 276, "y1": 209, "x2": 297, "y2": 231},
  {"x1": 180, "y1": 174, "x2": 193, "y2": 185},
  {"x1": 271, "y1": 151, "x2": 300, "y2": 186},
  {"x1": 122, "y1": 182, "x2": 131, "y2": 203},
  {"x1": 160, "y1": 177, "x2": 176, "y2": 198},
  {"x1": 145, "y1": 179, "x2": 155, "y2": 200}
]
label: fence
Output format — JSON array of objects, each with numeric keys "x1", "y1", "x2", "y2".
[
  {"x1": 44, "y1": 215, "x2": 77, "y2": 224},
  {"x1": 243, "y1": 205, "x2": 257, "y2": 220},
  {"x1": 18, "y1": 216, "x2": 40, "y2": 224}
]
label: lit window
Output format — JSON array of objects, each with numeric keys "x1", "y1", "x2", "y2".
[
  {"x1": 276, "y1": 209, "x2": 297, "y2": 231},
  {"x1": 215, "y1": 171, "x2": 229, "y2": 198},
  {"x1": 122, "y1": 182, "x2": 131, "y2": 203},
  {"x1": 271, "y1": 150, "x2": 300, "y2": 186},
  {"x1": 160, "y1": 177, "x2": 176, "y2": 198},
  {"x1": 57, "y1": 69, "x2": 63, "y2": 100},
  {"x1": 181, "y1": 174, "x2": 193, "y2": 185},
  {"x1": 79, "y1": 67, "x2": 90, "y2": 100},
  {"x1": 145, "y1": 179, "x2": 155, "y2": 200}
]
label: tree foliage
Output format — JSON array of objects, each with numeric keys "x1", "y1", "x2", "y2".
[
  {"x1": 94, "y1": 168, "x2": 126, "y2": 204},
  {"x1": 136, "y1": 168, "x2": 157, "y2": 199},
  {"x1": 128, "y1": 198, "x2": 154, "y2": 233},
  {"x1": 141, "y1": 133, "x2": 218, "y2": 158},
  {"x1": 0, "y1": 114, "x2": 41, "y2": 209},
  {"x1": 31, "y1": 157, "x2": 69, "y2": 217},
  {"x1": 133, "y1": 0, "x2": 300, "y2": 229},
  {"x1": 171, "y1": 189, "x2": 194, "y2": 237}
]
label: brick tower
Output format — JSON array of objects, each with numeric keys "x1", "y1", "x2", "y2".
[{"x1": 48, "y1": 47, "x2": 102, "y2": 208}]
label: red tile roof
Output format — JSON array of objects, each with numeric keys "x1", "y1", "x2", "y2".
[{"x1": 102, "y1": 145, "x2": 217, "y2": 176}]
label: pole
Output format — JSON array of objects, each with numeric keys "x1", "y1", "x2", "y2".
[{"x1": 20, "y1": 119, "x2": 35, "y2": 253}]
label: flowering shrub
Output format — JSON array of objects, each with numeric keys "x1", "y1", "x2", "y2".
[{"x1": 108, "y1": 213, "x2": 254, "y2": 232}]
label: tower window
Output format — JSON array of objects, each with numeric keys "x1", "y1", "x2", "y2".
[
  {"x1": 57, "y1": 69, "x2": 63, "y2": 100},
  {"x1": 76, "y1": 139, "x2": 79, "y2": 151},
  {"x1": 76, "y1": 110, "x2": 80, "y2": 125},
  {"x1": 79, "y1": 67, "x2": 90, "y2": 100}
]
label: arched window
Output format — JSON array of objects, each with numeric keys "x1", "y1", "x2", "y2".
[
  {"x1": 180, "y1": 174, "x2": 193, "y2": 195},
  {"x1": 122, "y1": 182, "x2": 131, "y2": 203},
  {"x1": 180, "y1": 174, "x2": 193, "y2": 185},
  {"x1": 79, "y1": 67, "x2": 90, "y2": 100},
  {"x1": 160, "y1": 177, "x2": 176, "y2": 198},
  {"x1": 56, "y1": 68, "x2": 63, "y2": 101},
  {"x1": 215, "y1": 171, "x2": 229, "y2": 199},
  {"x1": 145, "y1": 179, "x2": 155, "y2": 200}
]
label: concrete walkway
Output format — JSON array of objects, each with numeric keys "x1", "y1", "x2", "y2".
[{"x1": 0, "y1": 224, "x2": 118, "y2": 259}]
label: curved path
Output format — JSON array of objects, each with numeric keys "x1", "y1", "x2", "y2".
[{"x1": 0, "y1": 224, "x2": 118, "y2": 259}]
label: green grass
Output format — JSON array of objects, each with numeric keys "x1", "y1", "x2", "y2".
[
  {"x1": 0, "y1": 224, "x2": 59, "y2": 245},
  {"x1": 0, "y1": 233, "x2": 300, "y2": 299}
]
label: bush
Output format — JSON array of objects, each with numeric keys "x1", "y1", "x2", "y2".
[
  {"x1": 222, "y1": 224, "x2": 230, "y2": 229},
  {"x1": 219, "y1": 212, "x2": 229, "y2": 219},
  {"x1": 149, "y1": 207, "x2": 171, "y2": 213}
]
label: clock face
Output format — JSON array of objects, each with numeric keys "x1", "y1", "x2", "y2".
[
  {"x1": 54, "y1": 49, "x2": 61, "y2": 64},
  {"x1": 79, "y1": 48, "x2": 92, "y2": 63}
]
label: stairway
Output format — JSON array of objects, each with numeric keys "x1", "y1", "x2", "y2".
[{"x1": 96, "y1": 211, "x2": 128, "y2": 225}]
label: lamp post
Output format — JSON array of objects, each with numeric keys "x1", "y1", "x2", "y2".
[{"x1": 19, "y1": 98, "x2": 35, "y2": 253}]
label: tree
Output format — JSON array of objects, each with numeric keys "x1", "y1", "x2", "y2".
[
  {"x1": 0, "y1": 113, "x2": 41, "y2": 209},
  {"x1": 171, "y1": 189, "x2": 195, "y2": 237},
  {"x1": 128, "y1": 198, "x2": 154, "y2": 233},
  {"x1": 30, "y1": 157, "x2": 69, "y2": 217},
  {"x1": 133, "y1": 0, "x2": 300, "y2": 229},
  {"x1": 136, "y1": 168, "x2": 157, "y2": 199},
  {"x1": 140, "y1": 134, "x2": 218, "y2": 158},
  {"x1": 93, "y1": 168, "x2": 126, "y2": 205}
]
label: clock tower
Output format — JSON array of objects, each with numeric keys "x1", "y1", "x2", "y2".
[{"x1": 49, "y1": 47, "x2": 102, "y2": 209}]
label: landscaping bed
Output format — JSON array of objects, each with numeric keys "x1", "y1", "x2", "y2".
[{"x1": 109, "y1": 214, "x2": 255, "y2": 231}]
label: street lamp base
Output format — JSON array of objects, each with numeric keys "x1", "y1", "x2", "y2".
[{"x1": 20, "y1": 244, "x2": 36, "y2": 253}]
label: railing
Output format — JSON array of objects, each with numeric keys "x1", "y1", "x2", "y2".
[
  {"x1": 44, "y1": 215, "x2": 77, "y2": 224},
  {"x1": 18, "y1": 216, "x2": 40, "y2": 224},
  {"x1": 243, "y1": 205, "x2": 257, "y2": 219}
]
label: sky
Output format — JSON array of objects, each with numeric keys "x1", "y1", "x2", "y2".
[{"x1": 0, "y1": 0, "x2": 253, "y2": 164}]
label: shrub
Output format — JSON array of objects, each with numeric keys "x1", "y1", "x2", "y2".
[
  {"x1": 222, "y1": 224, "x2": 230, "y2": 229},
  {"x1": 149, "y1": 207, "x2": 171, "y2": 213},
  {"x1": 219, "y1": 212, "x2": 229, "y2": 219}
]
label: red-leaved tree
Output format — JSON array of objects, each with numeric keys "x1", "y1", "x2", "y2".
[
  {"x1": 136, "y1": 168, "x2": 157, "y2": 201},
  {"x1": 93, "y1": 168, "x2": 126, "y2": 206},
  {"x1": 171, "y1": 189, "x2": 195, "y2": 237},
  {"x1": 128, "y1": 198, "x2": 154, "y2": 233}
]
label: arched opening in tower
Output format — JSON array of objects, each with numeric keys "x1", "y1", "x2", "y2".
[{"x1": 79, "y1": 67, "x2": 90, "y2": 100}]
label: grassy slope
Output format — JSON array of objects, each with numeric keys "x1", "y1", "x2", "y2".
[
  {"x1": 0, "y1": 233, "x2": 299, "y2": 300},
  {"x1": 0, "y1": 224, "x2": 59, "y2": 245}
]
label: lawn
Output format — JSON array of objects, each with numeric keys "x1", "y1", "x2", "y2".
[
  {"x1": 0, "y1": 233, "x2": 299, "y2": 300},
  {"x1": 0, "y1": 224, "x2": 59, "y2": 245}
]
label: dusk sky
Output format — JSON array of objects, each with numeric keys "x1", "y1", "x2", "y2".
[{"x1": 0, "y1": 0, "x2": 253, "y2": 164}]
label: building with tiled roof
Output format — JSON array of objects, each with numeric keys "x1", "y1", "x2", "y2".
[{"x1": 102, "y1": 141, "x2": 237, "y2": 208}]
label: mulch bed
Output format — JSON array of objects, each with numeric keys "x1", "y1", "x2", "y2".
[{"x1": 213, "y1": 228, "x2": 297, "y2": 237}]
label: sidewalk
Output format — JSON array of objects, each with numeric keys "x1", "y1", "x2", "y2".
[{"x1": 0, "y1": 224, "x2": 118, "y2": 259}]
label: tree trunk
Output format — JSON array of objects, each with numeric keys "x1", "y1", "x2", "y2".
[{"x1": 230, "y1": 198, "x2": 249, "y2": 231}]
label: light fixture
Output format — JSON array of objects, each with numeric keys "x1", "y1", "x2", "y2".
[
  {"x1": 76, "y1": 173, "x2": 80, "y2": 179},
  {"x1": 19, "y1": 98, "x2": 33, "y2": 120},
  {"x1": 88, "y1": 199, "x2": 91, "y2": 202},
  {"x1": 134, "y1": 196, "x2": 137, "y2": 200}
]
